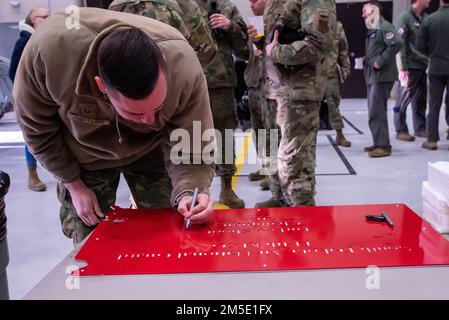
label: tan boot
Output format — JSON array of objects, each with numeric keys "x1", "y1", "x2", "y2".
[
  {"x1": 248, "y1": 169, "x2": 265, "y2": 181},
  {"x1": 28, "y1": 165, "x2": 46, "y2": 192},
  {"x1": 259, "y1": 177, "x2": 269, "y2": 190},
  {"x1": 415, "y1": 130, "x2": 428, "y2": 138},
  {"x1": 364, "y1": 145, "x2": 391, "y2": 153},
  {"x1": 255, "y1": 197, "x2": 284, "y2": 208},
  {"x1": 219, "y1": 176, "x2": 245, "y2": 209},
  {"x1": 422, "y1": 141, "x2": 438, "y2": 150},
  {"x1": 336, "y1": 129, "x2": 351, "y2": 147},
  {"x1": 368, "y1": 147, "x2": 392, "y2": 158},
  {"x1": 395, "y1": 132, "x2": 415, "y2": 142}
]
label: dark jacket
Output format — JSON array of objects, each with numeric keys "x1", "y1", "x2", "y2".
[
  {"x1": 395, "y1": 8, "x2": 428, "y2": 71},
  {"x1": 364, "y1": 17, "x2": 403, "y2": 85},
  {"x1": 416, "y1": 4, "x2": 449, "y2": 75},
  {"x1": 8, "y1": 30, "x2": 32, "y2": 82}
]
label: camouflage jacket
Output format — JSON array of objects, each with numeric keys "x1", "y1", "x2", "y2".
[
  {"x1": 244, "y1": 42, "x2": 263, "y2": 89},
  {"x1": 109, "y1": 0, "x2": 217, "y2": 67},
  {"x1": 262, "y1": 0, "x2": 287, "y2": 99},
  {"x1": 328, "y1": 21, "x2": 350, "y2": 80},
  {"x1": 195, "y1": 0, "x2": 249, "y2": 89},
  {"x1": 269, "y1": 0, "x2": 337, "y2": 102}
]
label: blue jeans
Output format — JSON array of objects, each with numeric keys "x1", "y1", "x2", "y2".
[{"x1": 25, "y1": 145, "x2": 36, "y2": 167}]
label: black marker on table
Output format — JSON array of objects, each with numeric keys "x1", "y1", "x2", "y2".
[
  {"x1": 185, "y1": 187, "x2": 199, "y2": 229},
  {"x1": 381, "y1": 211, "x2": 394, "y2": 227}
]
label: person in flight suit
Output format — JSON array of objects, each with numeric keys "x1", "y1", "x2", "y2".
[
  {"x1": 362, "y1": 1, "x2": 402, "y2": 158},
  {"x1": 393, "y1": 0, "x2": 430, "y2": 142},
  {"x1": 417, "y1": 0, "x2": 449, "y2": 151}
]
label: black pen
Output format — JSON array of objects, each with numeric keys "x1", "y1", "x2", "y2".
[
  {"x1": 381, "y1": 211, "x2": 394, "y2": 227},
  {"x1": 185, "y1": 187, "x2": 199, "y2": 229}
]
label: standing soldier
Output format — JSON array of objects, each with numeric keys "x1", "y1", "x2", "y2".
[
  {"x1": 194, "y1": 0, "x2": 249, "y2": 208},
  {"x1": 393, "y1": 0, "x2": 430, "y2": 143},
  {"x1": 108, "y1": 0, "x2": 217, "y2": 67},
  {"x1": 245, "y1": 0, "x2": 268, "y2": 188},
  {"x1": 249, "y1": 0, "x2": 286, "y2": 208},
  {"x1": 362, "y1": 1, "x2": 402, "y2": 158},
  {"x1": 324, "y1": 21, "x2": 351, "y2": 147},
  {"x1": 265, "y1": 0, "x2": 337, "y2": 207},
  {"x1": 417, "y1": 0, "x2": 449, "y2": 151}
]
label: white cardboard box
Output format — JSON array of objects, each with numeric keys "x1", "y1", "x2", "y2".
[
  {"x1": 428, "y1": 162, "x2": 449, "y2": 199},
  {"x1": 422, "y1": 181, "x2": 449, "y2": 234}
]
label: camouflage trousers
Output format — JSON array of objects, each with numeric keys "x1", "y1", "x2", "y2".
[
  {"x1": 265, "y1": 99, "x2": 283, "y2": 201},
  {"x1": 209, "y1": 88, "x2": 238, "y2": 177},
  {"x1": 58, "y1": 147, "x2": 172, "y2": 243},
  {"x1": 276, "y1": 98, "x2": 320, "y2": 206},
  {"x1": 248, "y1": 90, "x2": 283, "y2": 200},
  {"x1": 247, "y1": 87, "x2": 265, "y2": 155},
  {"x1": 324, "y1": 77, "x2": 344, "y2": 130}
]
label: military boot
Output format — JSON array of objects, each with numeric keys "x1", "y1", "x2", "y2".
[
  {"x1": 422, "y1": 141, "x2": 438, "y2": 150},
  {"x1": 336, "y1": 129, "x2": 351, "y2": 147},
  {"x1": 255, "y1": 196, "x2": 284, "y2": 208},
  {"x1": 248, "y1": 169, "x2": 264, "y2": 181},
  {"x1": 368, "y1": 147, "x2": 392, "y2": 158},
  {"x1": 28, "y1": 165, "x2": 46, "y2": 192},
  {"x1": 219, "y1": 176, "x2": 245, "y2": 209},
  {"x1": 395, "y1": 132, "x2": 415, "y2": 142},
  {"x1": 415, "y1": 130, "x2": 428, "y2": 138}
]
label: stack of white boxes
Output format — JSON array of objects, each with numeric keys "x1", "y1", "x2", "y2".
[{"x1": 422, "y1": 162, "x2": 449, "y2": 233}]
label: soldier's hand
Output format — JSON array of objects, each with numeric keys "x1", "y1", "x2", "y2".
[
  {"x1": 210, "y1": 13, "x2": 231, "y2": 31},
  {"x1": 254, "y1": 49, "x2": 263, "y2": 57},
  {"x1": 248, "y1": 25, "x2": 262, "y2": 43},
  {"x1": 178, "y1": 193, "x2": 214, "y2": 226},
  {"x1": 265, "y1": 30, "x2": 279, "y2": 56},
  {"x1": 65, "y1": 178, "x2": 104, "y2": 226},
  {"x1": 373, "y1": 61, "x2": 381, "y2": 69},
  {"x1": 399, "y1": 70, "x2": 409, "y2": 83}
]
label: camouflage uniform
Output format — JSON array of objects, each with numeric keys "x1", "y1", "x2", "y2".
[
  {"x1": 195, "y1": 0, "x2": 249, "y2": 177},
  {"x1": 260, "y1": 0, "x2": 286, "y2": 202},
  {"x1": 59, "y1": 147, "x2": 172, "y2": 243},
  {"x1": 244, "y1": 44, "x2": 266, "y2": 162},
  {"x1": 268, "y1": 0, "x2": 337, "y2": 206},
  {"x1": 324, "y1": 21, "x2": 350, "y2": 130},
  {"x1": 109, "y1": 0, "x2": 217, "y2": 66}
]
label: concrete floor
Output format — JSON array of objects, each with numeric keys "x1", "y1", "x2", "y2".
[{"x1": 1, "y1": 98, "x2": 449, "y2": 299}]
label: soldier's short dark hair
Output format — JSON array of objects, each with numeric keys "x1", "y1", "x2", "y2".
[
  {"x1": 364, "y1": 1, "x2": 383, "y2": 14},
  {"x1": 97, "y1": 27, "x2": 166, "y2": 100}
]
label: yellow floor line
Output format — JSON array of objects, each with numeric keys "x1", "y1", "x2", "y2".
[{"x1": 214, "y1": 131, "x2": 252, "y2": 210}]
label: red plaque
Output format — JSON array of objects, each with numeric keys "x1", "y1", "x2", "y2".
[{"x1": 74, "y1": 204, "x2": 449, "y2": 276}]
